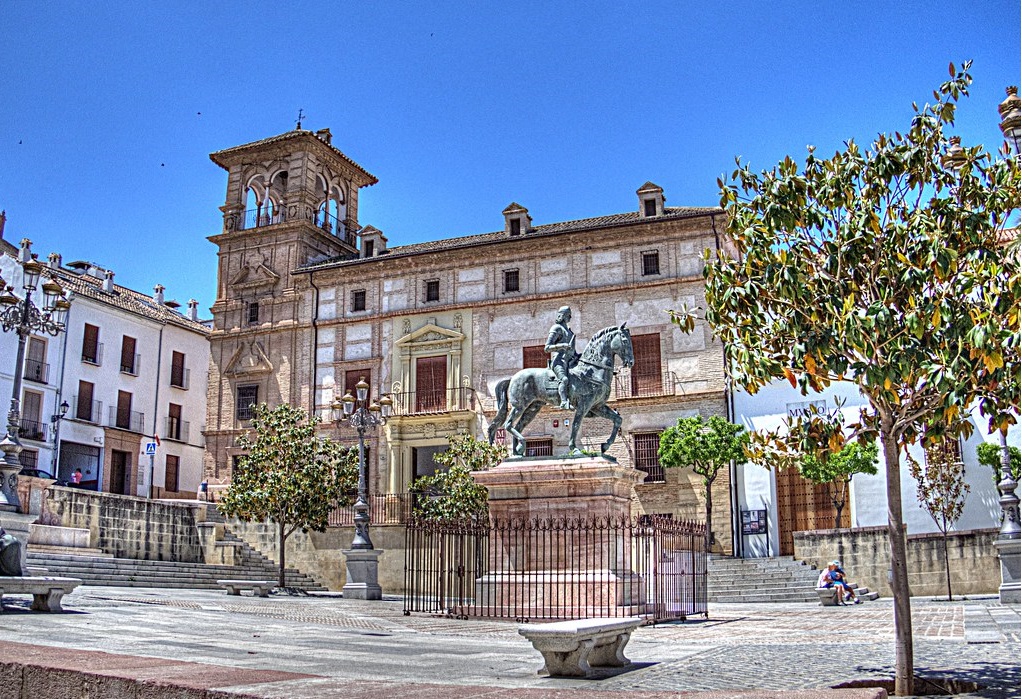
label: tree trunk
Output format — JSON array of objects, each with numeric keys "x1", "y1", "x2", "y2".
[
  {"x1": 834, "y1": 501, "x2": 844, "y2": 530},
  {"x1": 278, "y1": 525, "x2": 287, "y2": 589},
  {"x1": 881, "y1": 422, "x2": 914, "y2": 696},
  {"x1": 943, "y1": 530, "x2": 952, "y2": 602},
  {"x1": 704, "y1": 477, "x2": 714, "y2": 552}
]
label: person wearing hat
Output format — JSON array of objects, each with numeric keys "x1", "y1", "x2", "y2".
[
  {"x1": 819, "y1": 561, "x2": 860, "y2": 604},
  {"x1": 544, "y1": 305, "x2": 579, "y2": 410}
]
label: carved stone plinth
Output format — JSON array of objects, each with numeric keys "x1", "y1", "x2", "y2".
[
  {"x1": 342, "y1": 549, "x2": 384, "y2": 600},
  {"x1": 994, "y1": 538, "x2": 1021, "y2": 605}
]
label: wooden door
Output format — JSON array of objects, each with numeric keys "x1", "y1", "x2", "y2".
[
  {"x1": 415, "y1": 356, "x2": 447, "y2": 413},
  {"x1": 109, "y1": 450, "x2": 130, "y2": 495},
  {"x1": 630, "y1": 333, "x2": 662, "y2": 397},
  {"x1": 775, "y1": 466, "x2": 851, "y2": 556}
]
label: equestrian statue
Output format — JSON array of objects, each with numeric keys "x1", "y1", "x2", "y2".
[{"x1": 488, "y1": 306, "x2": 634, "y2": 459}]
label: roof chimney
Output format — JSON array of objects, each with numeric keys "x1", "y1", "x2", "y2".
[
  {"x1": 47, "y1": 252, "x2": 61, "y2": 270},
  {"x1": 187, "y1": 299, "x2": 199, "y2": 321},
  {"x1": 18, "y1": 238, "x2": 32, "y2": 263},
  {"x1": 102, "y1": 270, "x2": 114, "y2": 293},
  {"x1": 502, "y1": 203, "x2": 532, "y2": 236},
  {"x1": 315, "y1": 128, "x2": 333, "y2": 145},
  {"x1": 637, "y1": 182, "x2": 665, "y2": 218},
  {"x1": 0, "y1": 210, "x2": 6, "y2": 242},
  {"x1": 153, "y1": 284, "x2": 165, "y2": 305}
]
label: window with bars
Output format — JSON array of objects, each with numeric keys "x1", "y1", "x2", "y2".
[
  {"x1": 236, "y1": 385, "x2": 258, "y2": 421},
  {"x1": 351, "y1": 289, "x2": 366, "y2": 312},
  {"x1": 630, "y1": 333, "x2": 663, "y2": 396},
  {"x1": 525, "y1": 438, "x2": 553, "y2": 457},
  {"x1": 165, "y1": 455, "x2": 179, "y2": 492},
  {"x1": 424, "y1": 279, "x2": 440, "y2": 303},
  {"x1": 20, "y1": 449, "x2": 38, "y2": 470},
  {"x1": 641, "y1": 250, "x2": 660, "y2": 276},
  {"x1": 247, "y1": 302, "x2": 260, "y2": 325},
  {"x1": 503, "y1": 269, "x2": 520, "y2": 293},
  {"x1": 522, "y1": 345, "x2": 548, "y2": 369},
  {"x1": 634, "y1": 432, "x2": 665, "y2": 483}
]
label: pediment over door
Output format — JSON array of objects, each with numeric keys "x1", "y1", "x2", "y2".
[
  {"x1": 395, "y1": 323, "x2": 465, "y2": 353},
  {"x1": 229, "y1": 260, "x2": 281, "y2": 291},
  {"x1": 224, "y1": 340, "x2": 274, "y2": 376}
]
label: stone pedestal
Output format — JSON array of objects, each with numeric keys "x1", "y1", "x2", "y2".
[
  {"x1": 342, "y1": 549, "x2": 384, "y2": 600},
  {"x1": 993, "y1": 538, "x2": 1021, "y2": 604},
  {"x1": 472, "y1": 456, "x2": 646, "y2": 521}
]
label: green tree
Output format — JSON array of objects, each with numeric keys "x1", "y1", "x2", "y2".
[
  {"x1": 412, "y1": 434, "x2": 506, "y2": 520},
  {"x1": 908, "y1": 438, "x2": 970, "y2": 601},
  {"x1": 674, "y1": 64, "x2": 1019, "y2": 694},
  {"x1": 658, "y1": 415, "x2": 749, "y2": 549},
  {"x1": 219, "y1": 403, "x2": 356, "y2": 587},
  {"x1": 800, "y1": 440, "x2": 879, "y2": 529},
  {"x1": 976, "y1": 441, "x2": 1021, "y2": 486}
]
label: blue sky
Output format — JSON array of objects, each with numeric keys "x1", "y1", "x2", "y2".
[{"x1": 1, "y1": 2, "x2": 1018, "y2": 314}]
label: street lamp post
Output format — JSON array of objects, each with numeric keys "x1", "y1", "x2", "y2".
[
  {"x1": 0, "y1": 240, "x2": 71, "y2": 510},
  {"x1": 332, "y1": 377, "x2": 391, "y2": 599},
  {"x1": 49, "y1": 400, "x2": 69, "y2": 476}
]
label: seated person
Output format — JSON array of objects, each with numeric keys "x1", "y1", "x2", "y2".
[{"x1": 820, "y1": 562, "x2": 860, "y2": 604}]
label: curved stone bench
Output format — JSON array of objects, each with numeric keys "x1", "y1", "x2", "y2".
[
  {"x1": 218, "y1": 579, "x2": 276, "y2": 597},
  {"x1": 518, "y1": 616, "x2": 644, "y2": 677},
  {"x1": 0, "y1": 576, "x2": 82, "y2": 612}
]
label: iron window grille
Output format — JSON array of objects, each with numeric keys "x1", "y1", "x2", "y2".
[
  {"x1": 641, "y1": 250, "x2": 661, "y2": 276},
  {"x1": 236, "y1": 385, "x2": 259, "y2": 421},
  {"x1": 351, "y1": 289, "x2": 367, "y2": 312},
  {"x1": 634, "y1": 432, "x2": 665, "y2": 483},
  {"x1": 503, "y1": 269, "x2": 520, "y2": 294},
  {"x1": 424, "y1": 279, "x2": 440, "y2": 303}
]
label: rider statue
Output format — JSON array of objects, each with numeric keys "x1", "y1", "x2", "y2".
[{"x1": 544, "y1": 305, "x2": 579, "y2": 410}]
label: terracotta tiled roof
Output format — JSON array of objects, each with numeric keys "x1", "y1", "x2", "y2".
[
  {"x1": 299, "y1": 206, "x2": 721, "y2": 272},
  {"x1": 45, "y1": 265, "x2": 210, "y2": 335},
  {"x1": 209, "y1": 129, "x2": 378, "y2": 186}
]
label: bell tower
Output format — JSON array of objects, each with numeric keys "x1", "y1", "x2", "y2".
[{"x1": 204, "y1": 126, "x2": 377, "y2": 484}]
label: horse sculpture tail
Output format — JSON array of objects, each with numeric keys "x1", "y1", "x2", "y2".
[{"x1": 487, "y1": 378, "x2": 511, "y2": 445}]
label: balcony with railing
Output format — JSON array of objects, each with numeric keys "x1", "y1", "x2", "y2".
[
  {"x1": 120, "y1": 353, "x2": 141, "y2": 376},
  {"x1": 227, "y1": 207, "x2": 358, "y2": 248},
  {"x1": 23, "y1": 359, "x2": 49, "y2": 384},
  {"x1": 108, "y1": 406, "x2": 146, "y2": 433},
  {"x1": 389, "y1": 387, "x2": 476, "y2": 417},
  {"x1": 165, "y1": 417, "x2": 190, "y2": 443},
  {"x1": 170, "y1": 367, "x2": 190, "y2": 390},
  {"x1": 19, "y1": 418, "x2": 47, "y2": 442},
  {"x1": 612, "y1": 369, "x2": 679, "y2": 400},
  {"x1": 82, "y1": 343, "x2": 103, "y2": 366},
  {"x1": 73, "y1": 396, "x2": 102, "y2": 424}
]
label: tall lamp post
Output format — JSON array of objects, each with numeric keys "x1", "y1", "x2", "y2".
[
  {"x1": 49, "y1": 400, "x2": 69, "y2": 476},
  {"x1": 332, "y1": 377, "x2": 391, "y2": 599},
  {"x1": 0, "y1": 242, "x2": 71, "y2": 510},
  {"x1": 995, "y1": 85, "x2": 1022, "y2": 603}
]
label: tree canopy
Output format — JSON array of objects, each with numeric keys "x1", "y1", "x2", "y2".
[
  {"x1": 679, "y1": 63, "x2": 1019, "y2": 695},
  {"x1": 219, "y1": 403, "x2": 356, "y2": 586},
  {"x1": 976, "y1": 441, "x2": 1021, "y2": 485},
  {"x1": 412, "y1": 434, "x2": 505, "y2": 520}
]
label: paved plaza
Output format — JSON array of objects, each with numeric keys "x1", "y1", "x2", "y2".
[{"x1": 0, "y1": 586, "x2": 1018, "y2": 698}]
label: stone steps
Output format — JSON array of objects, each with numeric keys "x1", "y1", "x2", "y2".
[
  {"x1": 707, "y1": 555, "x2": 880, "y2": 604},
  {"x1": 26, "y1": 544, "x2": 112, "y2": 558}
]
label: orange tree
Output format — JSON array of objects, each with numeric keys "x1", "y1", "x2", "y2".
[{"x1": 675, "y1": 64, "x2": 1019, "y2": 695}]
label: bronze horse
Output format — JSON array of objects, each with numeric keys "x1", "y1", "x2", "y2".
[{"x1": 488, "y1": 324, "x2": 634, "y2": 458}]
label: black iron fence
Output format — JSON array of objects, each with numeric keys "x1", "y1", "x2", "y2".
[
  {"x1": 328, "y1": 493, "x2": 416, "y2": 526},
  {"x1": 404, "y1": 515, "x2": 706, "y2": 622}
]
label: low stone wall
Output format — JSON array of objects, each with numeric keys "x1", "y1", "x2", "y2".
[
  {"x1": 45, "y1": 486, "x2": 206, "y2": 563},
  {"x1": 223, "y1": 519, "x2": 408, "y2": 592},
  {"x1": 793, "y1": 526, "x2": 1001, "y2": 597}
]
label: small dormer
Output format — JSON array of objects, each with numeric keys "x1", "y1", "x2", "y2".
[
  {"x1": 503, "y1": 202, "x2": 532, "y2": 236},
  {"x1": 637, "y1": 182, "x2": 665, "y2": 218},
  {"x1": 359, "y1": 225, "x2": 387, "y2": 258}
]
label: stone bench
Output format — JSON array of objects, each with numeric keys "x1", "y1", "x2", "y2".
[
  {"x1": 518, "y1": 616, "x2": 644, "y2": 678},
  {"x1": 817, "y1": 586, "x2": 842, "y2": 606},
  {"x1": 0, "y1": 576, "x2": 82, "y2": 612},
  {"x1": 218, "y1": 579, "x2": 276, "y2": 597}
]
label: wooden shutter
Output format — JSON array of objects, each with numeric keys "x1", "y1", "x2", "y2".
[
  {"x1": 415, "y1": 356, "x2": 447, "y2": 412},
  {"x1": 77, "y1": 381, "x2": 94, "y2": 421},
  {"x1": 165, "y1": 455, "x2": 179, "y2": 492},
  {"x1": 630, "y1": 333, "x2": 662, "y2": 397},
  {"x1": 82, "y1": 324, "x2": 100, "y2": 362},
  {"x1": 522, "y1": 345, "x2": 548, "y2": 369}
]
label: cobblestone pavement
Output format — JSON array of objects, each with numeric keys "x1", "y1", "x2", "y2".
[{"x1": 0, "y1": 587, "x2": 1016, "y2": 697}]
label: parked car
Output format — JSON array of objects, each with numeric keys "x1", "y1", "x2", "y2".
[{"x1": 17, "y1": 468, "x2": 69, "y2": 486}]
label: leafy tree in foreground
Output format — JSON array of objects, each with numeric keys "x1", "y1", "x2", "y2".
[
  {"x1": 411, "y1": 434, "x2": 506, "y2": 520},
  {"x1": 976, "y1": 441, "x2": 1021, "y2": 486},
  {"x1": 908, "y1": 437, "x2": 970, "y2": 601},
  {"x1": 800, "y1": 439, "x2": 879, "y2": 529},
  {"x1": 219, "y1": 403, "x2": 356, "y2": 587},
  {"x1": 674, "y1": 64, "x2": 1019, "y2": 695},
  {"x1": 658, "y1": 415, "x2": 749, "y2": 549}
]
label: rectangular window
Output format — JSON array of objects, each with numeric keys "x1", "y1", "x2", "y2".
[
  {"x1": 25, "y1": 337, "x2": 48, "y2": 384},
  {"x1": 116, "y1": 391, "x2": 132, "y2": 430},
  {"x1": 120, "y1": 335, "x2": 138, "y2": 374},
  {"x1": 415, "y1": 356, "x2": 447, "y2": 412},
  {"x1": 634, "y1": 432, "x2": 665, "y2": 483},
  {"x1": 525, "y1": 438, "x2": 553, "y2": 457},
  {"x1": 503, "y1": 269, "x2": 520, "y2": 293},
  {"x1": 164, "y1": 455, "x2": 180, "y2": 492},
  {"x1": 424, "y1": 279, "x2": 440, "y2": 303},
  {"x1": 641, "y1": 250, "x2": 660, "y2": 276},
  {"x1": 19, "y1": 449, "x2": 38, "y2": 470},
  {"x1": 644, "y1": 198, "x2": 657, "y2": 217},
  {"x1": 247, "y1": 302, "x2": 260, "y2": 325},
  {"x1": 236, "y1": 385, "x2": 258, "y2": 421},
  {"x1": 510, "y1": 218, "x2": 521, "y2": 236},
  {"x1": 76, "y1": 380, "x2": 95, "y2": 422},
  {"x1": 20, "y1": 391, "x2": 45, "y2": 441},
  {"x1": 351, "y1": 289, "x2": 366, "y2": 312},
  {"x1": 522, "y1": 345, "x2": 548, "y2": 369},
  {"x1": 344, "y1": 369, "x2": 372, "y2": 403},
  {"x1": 363, "y1": 239, "x2": 375, "y2": 257},
  {"x1": 630, "y1": 333, "x2": 663, "y2": 397},
  {"x1": 82, "y1": 324, "x2": 101, "y2": 364},
  {"x1": 168, "y1": 403, "x2": 183, "y2": 441},
  {"x1": 170, "y1": 351, "x2": 187, "y2": 388}
]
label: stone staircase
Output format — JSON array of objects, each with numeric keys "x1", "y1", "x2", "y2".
[{"x1": 708, "y1": 555, "x2": 881, "y2": 603}]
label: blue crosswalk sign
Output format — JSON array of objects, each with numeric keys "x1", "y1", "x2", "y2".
[{"x1": 145, "y1": 442, "x2": 157, "y2": 456}]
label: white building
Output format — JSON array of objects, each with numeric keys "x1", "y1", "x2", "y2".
[
  {"x1": 0, "y1": 225, "x2": 210, "y2": 499},
  {"x1": 733, "y1": 379, "x2": 1016, "y2": 558}
]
